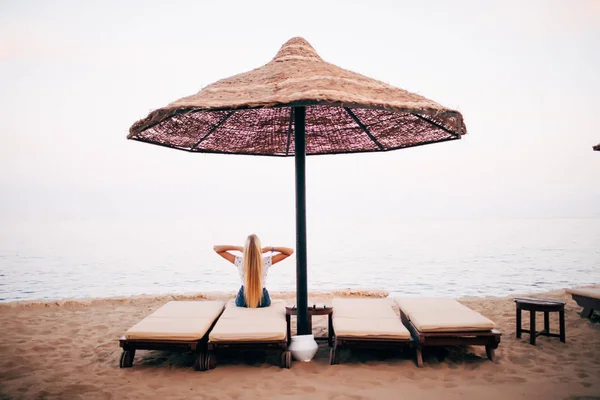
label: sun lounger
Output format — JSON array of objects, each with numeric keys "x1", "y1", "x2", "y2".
[
  {"x1": 395, "y1": 298, "x2": 501, "y2": 367},
  {"x1": 119, "y1": 300, "x2": 225, "y2": 370},
  {"x1": 206, "y1": 302, "x2": 291, "y2": 369},
  {"x1": 566, "y1": 288, "x2": 600, "y2": 318},
  {"x1": 330, "y1": 298, "x2": 413, "y2": 365}
]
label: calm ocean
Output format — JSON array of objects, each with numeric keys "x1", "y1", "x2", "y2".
[{"x1": 1, "y1": 218, "x2": 599, "y2": 302}]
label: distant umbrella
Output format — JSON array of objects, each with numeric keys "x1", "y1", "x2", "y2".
[
  {"x1": 128, "y1": 37, "x2": 467, "y2": 335},
  {"x1": 594, "y1": 144, "x2": 600, "y2": 151}
]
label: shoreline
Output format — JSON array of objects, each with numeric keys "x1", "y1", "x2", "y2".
[
  {"x1": 1, "y1": 286, "x2": 599, "y2": 399},
  {"x1": 0, "y1": 288, "x2": 391, "y2": 308},
  {"x1": 2, "y1": 284, "x2": 598, "y2": 308}
]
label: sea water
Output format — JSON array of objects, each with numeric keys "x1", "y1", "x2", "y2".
[{"x1": 1, "y1": 217, "x2": 598, "y2": 302}]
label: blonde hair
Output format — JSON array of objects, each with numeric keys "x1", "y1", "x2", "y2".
[{"x1": 243, "y1": 234, "x2": 263, "y2": 308}]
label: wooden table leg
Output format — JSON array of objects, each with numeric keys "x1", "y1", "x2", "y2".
[
  {"x1": 286, "y1": 314, "x2": 291, "y2": 345},
  {"x1": 559, "y1": 308, "x2": 566, "y2": 343},
  {"x1": 328, "y1": 313, "x2": 333, "y2": 347},
  {"x1": 530, "y1": 310, "x2": 536, "y2": 345},
  {"x1": 516, "y1": 306, "x2": 522, "y2": 338},
  {"x1": 544, "y1": 311, "x2": 550, "y2": 335}
]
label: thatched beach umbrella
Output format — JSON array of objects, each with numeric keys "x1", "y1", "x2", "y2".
[{"x1": 128, "y1": 37, "x2": 467, "y2": 335}]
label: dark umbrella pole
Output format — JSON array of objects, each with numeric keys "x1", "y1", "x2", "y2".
[{"x1": 294, "y1": 106, "x2": 310, "y2": 335}]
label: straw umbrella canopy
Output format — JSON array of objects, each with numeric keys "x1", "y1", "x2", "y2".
[
  {"x1": 594, "y1": 144, "x2": 600, "y2": 151},
  {"x1": 128, "y1": 37, "x2": 467, "y2": 335}
]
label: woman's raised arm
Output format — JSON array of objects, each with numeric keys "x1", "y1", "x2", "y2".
[
  {"x1": 213, "y1": 245, "x2": 243, "y2": 264},
  {"x1": 267, "y1": 246, "x2": 294, "y2": 265}
]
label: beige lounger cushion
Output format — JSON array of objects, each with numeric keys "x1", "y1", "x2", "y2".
[
  {"x1": 125, "y1": 300, "x2": 225, "y2": 341},
  {"x1": 395, "y1": 298, "x2": 495, "y2": 333},
  {"x1": 566, "y1": 288, "x2": 600, "y2": 300},
  {"x1": 126, "y1": 317, "x2": 217, "y2": 341},
  {"x1": 148, "y1": 300, "x2": 226, "y2": 318},
  {"x1": 333, "y1": 298, "x2": 398, "y2": 319},
  {"x1": 209, "y1": 302, "x2": 286, "y2": 342},
  {"x1": 332, "y1": 298, "x2": 411, "y2": 340}
]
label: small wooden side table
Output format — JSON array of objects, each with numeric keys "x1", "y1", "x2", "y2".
[
  {"x1": 514, "y1": 297, "x2": 566, "y2": 345},
  {"x1": 286, "y1": 305, "x2": 333, "y2": 347}
]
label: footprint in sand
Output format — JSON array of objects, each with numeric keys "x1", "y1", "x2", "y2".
[
  {"x1": 278, "y1": 386, "x2": 299, "y2": 395},
  {"x1": 2, "y1": 366, "x2": 30, "y2": 381},
  {"x1": 507, "y1": 355, "x2": 531, "y2": 366},
  {"x1": 55, "y1": 337, "x2": 71, "y2": 345},
  {"x1": 497, "y1": 375, "x2": 527, "y2": 384},
  {"x1": 330, "y1": 394, "x2": 365, "y2": 400},
  {"x1": 57, "y1": 344, "x2": 72, "y2": 352},
  {"x1": 147, "y1": 382, "x2": 163, "y2": 390},
  {"x1": 60, "y1": 384, "x2": 100, "y2": 397},
  {"x1": 402, "y1": 370, "x2": 420, "y2": 380}
]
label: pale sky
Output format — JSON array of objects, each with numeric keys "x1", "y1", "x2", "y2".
[{"x1": 1, "y1": 0, "x2": 599, "y2": 229}]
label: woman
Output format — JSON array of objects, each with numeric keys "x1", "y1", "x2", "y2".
[{"x1": 213, "y1": 234, "x2": 294, "y2": 308}]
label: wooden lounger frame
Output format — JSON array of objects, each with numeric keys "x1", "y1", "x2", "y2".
[
  {"x1": 569, "y1": 293, "x2": 600, "y2": 318},
  {"x1": 119, "y1": 311, "x2": 223, "y2": 371},
  {"x1": 206, "y1": 339, "x2": 291, "y2": 369},
  {"x1": 399, "y1": 310, "x2": 501, "y2": 368},
  {"x1": 329, "y1": 325, "x2": 414, "y2": 365}
]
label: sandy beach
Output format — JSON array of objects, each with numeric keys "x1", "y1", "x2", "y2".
[{"x1": 1, "y1": 287, "x2": 599, "y2": 400}]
